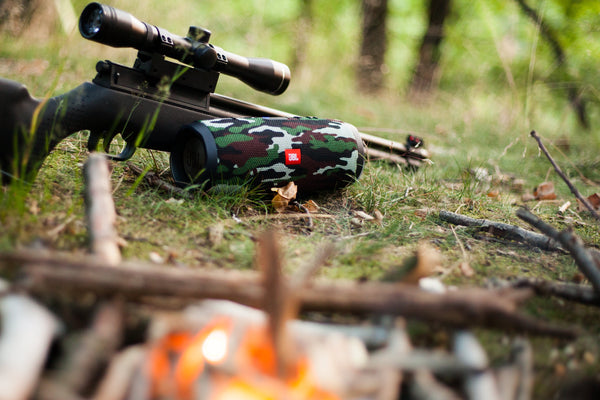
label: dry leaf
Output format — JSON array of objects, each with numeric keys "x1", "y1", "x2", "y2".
[
  {"x1": 303, "y1": 200, "x2": 320, "y2": 213},
  {"x1": 487, "y1": 189, "x2": 500, "y2": 198},
  {"x1": 534, "y1": 181, "x2": 557, "y2": 200},
  {"x1": 414, "y1": 208, "x2": 431, "y2": 218},
  {"x1": 402, "y1": 242, "x2": 441, "y2": 284},
  {"x1": 271, "y1": 182, "x2": 298, "y2": 212},
  {"x1": 521, "y1": 193, "x2": 536, "y2": 202},
  {"x1": 272, "y1": 181, "x2": 298, "y2": 199},
  {"x1": 272, "y1": 195, "x2": 289, "y2": 213},
  {"x1": 588, "y1": 193, "x2": 600, "y2": 209},
  {"x1": 577, "y1": 193, "x2": 600, "y2": 212}
]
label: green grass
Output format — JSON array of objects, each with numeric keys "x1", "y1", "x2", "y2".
[{"x1": 1, "y1": 0, "x2": 600, "y2": 398}]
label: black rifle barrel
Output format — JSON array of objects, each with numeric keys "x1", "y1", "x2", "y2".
[{"x1": 79, "y1": 2, "x2": 290, "y2": 95}]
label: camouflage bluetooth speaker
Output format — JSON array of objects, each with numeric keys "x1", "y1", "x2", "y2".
[{"x1": 170, "y1": 117, "x2": 365, "y2": 192}]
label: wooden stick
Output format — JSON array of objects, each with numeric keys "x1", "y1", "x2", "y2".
[
  {"x1": 256, "y1": 230, "x2": 296, "y2": 378},
  {"x1": 516, "y1": 207, "x2": 600, "y2": 293},
  {"x1": 83, "y1": 153, "x2": 121, "y2": 266},
  {"x1": 92, "y1": 346, "x2": 146, "y2": 400},
  {"x1": 512, "y1": 278, "x2": 600, "y2": 306},
  {"x1": 439, "y1": 210, "x2": 562, "y2": 251},
  {"x1": 0, "y1": 250, "x2": 576, "y2": 338},
  {"x1": 55, "y1": 301, "x2": 124, "y2": 396},
  {"x1": 0, "y1": 295, "x2": 59, "y2": 400},
  {"x1": 512, "y1": 338, "x2": 533, "y2": 400},
  {"x1": 530, "y1": 130, "x2": 600, "y2": 221}
]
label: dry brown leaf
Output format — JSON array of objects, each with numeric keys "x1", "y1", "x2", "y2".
[
  {"x1": 522, "y1": 193, "x2": 536, "y2": 202},
  {"x1": 534, "y1": 181, "x2": 557, "y2": 200},
  {"x1": 272, "y1": 195, "x2": 289, "y2": 213},
  {"x1": 271, "y1": 182, "x2": 298, "y2": 213},
  {"x1": 577, "y1": 193, "x2": 600, "y2": 212},
  {"x1": 303, "y1": 200, "x2": 320, "y2": 213},
  {"x1": 414, "y1": 208, "x2": 432, "y2": 219},
  {"x1": 272, "y1": 181, "x2": 298, "y2": 200},
  {"x1": 487, "y1": 189, "x2": 500, "y2": 198},
  {"x1": 588, "y1": 193, "x2": 600, "y2": 209},
  {"x1": 402, "y1": 242, "x2": 441, "y2": 284}
]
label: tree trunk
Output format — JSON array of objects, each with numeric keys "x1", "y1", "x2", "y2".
[
  {"x1": 0, "y1": 0, "x2": 57, "y2": 39},
  {"x1": 409, "y1": 0, "x2": 452, "y2": 95},
  {"x1": 291, "y1": 0, "x2": 313, "y2": 73},
  {"x1": 357, "y1": 0, "x2": 388, "y2": 94},
  {"x1": 514, "y1": 0, "x2": 589, "y2": 129}
]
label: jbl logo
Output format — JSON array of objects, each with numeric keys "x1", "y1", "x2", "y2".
[{"x1": 285, "y1": 149, "x2": 301, "y2": 165}]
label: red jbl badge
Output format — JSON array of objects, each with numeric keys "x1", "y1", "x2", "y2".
[{"x1": 285, "y1": 149, "x2": 301, "y2": 165}]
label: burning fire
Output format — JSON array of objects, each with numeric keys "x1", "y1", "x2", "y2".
[{"x1": 146, "y1": 317, "x2": 340, "y2": 400}]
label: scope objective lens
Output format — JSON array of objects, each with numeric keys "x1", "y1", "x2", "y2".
[{"x1": 80, "y1": 6, "x2": 103, "y2": 38}]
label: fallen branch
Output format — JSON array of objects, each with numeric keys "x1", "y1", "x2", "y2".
[
  {"x1": 0, "y1": 250, "x2": 577, "y2": 339},
  {"x1": 52, "y1": 301, "x2": 124, "y2": 396},
  {"x1": 512, "y1": 278, "x2": 600, "y2": 306},
  {"x1": 516, "y1": 207, "x2": 600, "y2": 293},
  {"x1": 530, "y1": 130, "x2": 600, "y2": 221},
  {"x1": 83, "y1": 153, "x2": 121, "y2": 266},
  {"x1": 439, "y1": 210, "x2": 562, "y2": 251}
]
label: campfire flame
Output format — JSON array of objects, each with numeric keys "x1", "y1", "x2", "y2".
[{"x1": 146, "y1": 317, "x2": 340, "y2": 400}]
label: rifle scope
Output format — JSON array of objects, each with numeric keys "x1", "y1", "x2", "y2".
[{"x1": 79, "y1": 2, "x2": 290, "y2": 95}]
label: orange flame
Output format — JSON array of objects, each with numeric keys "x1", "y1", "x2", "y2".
[{"x1": 147, "y1": 317, "x2": 340, "y2": 400}]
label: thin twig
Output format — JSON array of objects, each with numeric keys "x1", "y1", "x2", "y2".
[
  {"x1": 291, "y1": 200, "x2": 313, "y2": 229},
  {"x1": 439, "y1": 210, "x2": 562, "y2": 251},
  {"x1": 516, "y1": 207, "x2": 600, "y2": 293},
  {"x1": 530, "y1": 130, "x2": 600, "y2": 221},
  {"x1": 512, "y1": 277, "x2": 600, "y2": 306}
]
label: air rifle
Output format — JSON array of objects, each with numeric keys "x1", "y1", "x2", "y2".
[{"x1": 0, "y1": 2, "x2": 429, "y2": 192}]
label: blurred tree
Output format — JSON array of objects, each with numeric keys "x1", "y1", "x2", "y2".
[
  {"x1": 409, "y1": 0, "x2": 452, "y2": 95},
  {"x1": 291, "y1": 0, "x2": 313, "y2": 72},
  {"x1": 0, "y1": 0, "x2": 59, "y2": 38},
  {"x1": 514, "y1": 0, "x2": 589, "y2": 129},
  {"x1": 357, "y1": 0, "x2": 388, "y2": 93},
  {"x1": 0, "y1": 0, "x2": 38, "y2": 35}
]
